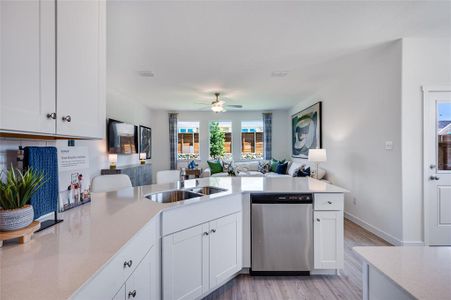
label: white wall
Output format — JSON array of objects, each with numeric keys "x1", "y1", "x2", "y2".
[
  {"x1": 401, "y1": 38, "x2": 451, "y2": 244},
  {"x1": 174, "y1": 110, "x2": 290, "y2": 164},
  {"x1": 290, "y1": 41, "x2": 404, "y2": 244}
]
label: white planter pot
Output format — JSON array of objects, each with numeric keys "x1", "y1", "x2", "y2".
[{"x1": 0, "y1": 205, "x2": 34, "y2": 231}]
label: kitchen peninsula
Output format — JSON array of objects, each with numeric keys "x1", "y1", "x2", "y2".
[{"x1": 0, "y1": 177, "x2": 347, "y2": 300}]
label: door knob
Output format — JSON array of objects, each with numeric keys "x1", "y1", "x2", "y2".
[
  {"x1": 62, "y1": 115, "x2": 71, "y2": 122},
  {"x1": 46, "y1": 112, "x2": 56, "y2": 119},
  {"x1": 429, "y1": 176, "x2": 440, "y2": 181}
]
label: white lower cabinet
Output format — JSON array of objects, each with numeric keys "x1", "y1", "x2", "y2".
[
  {"x1": 163, "y1": 212, "x2": 242, "y2": 300},
  {"x1": 72, "y1": 219, "x2": 159, "y2": 300},
  {"x1": 313, "y1": 210, "x2": 344, "y2": 269},
  {"x1": 114, "y1": 247, "x2": 154, "y2": 300}
]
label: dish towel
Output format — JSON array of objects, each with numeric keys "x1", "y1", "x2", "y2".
[{"x1": 24, "y1": 146, "x2": 59, "y2": 219}]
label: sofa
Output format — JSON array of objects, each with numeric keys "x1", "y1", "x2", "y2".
[{"x1": 199, "y1": 160, "x2": 326, "y2": 179}]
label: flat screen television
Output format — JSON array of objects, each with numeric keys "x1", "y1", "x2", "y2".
[{"x1": 107, "y1": 119, "x2": 138, "y2": 154}]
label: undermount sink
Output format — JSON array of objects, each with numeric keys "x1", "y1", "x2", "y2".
[
  {"x1": 187, "y1": 186, "x2": 228, "y2": 195},
  {"x1": 146, "y1": 186, "x2": 228, "y2": 204},
  {"x1": 146, "y1": 190, "x2": 203, "y2": 203}
]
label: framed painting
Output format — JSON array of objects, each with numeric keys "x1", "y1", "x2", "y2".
[
  {"x1": 139, "y1": 125, "x2": 152, "y2": 159},
  {"x1": 291, "y1": 102, "x2": 322, "y2": 158}
]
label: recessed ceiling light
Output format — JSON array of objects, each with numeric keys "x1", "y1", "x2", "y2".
[
  {"x1": 138, "y1": 70, "x2": 154, "y2": 77},
  {"x1": 271, "y1": 71, "x2": 288, "y2": 77}
]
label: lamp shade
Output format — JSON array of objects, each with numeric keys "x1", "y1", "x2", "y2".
[
  {"x1": 308, "y1": 149, "x2": 327, "y2": 162},
  {"x1": 108, "y1": 153, "x2": 118, "y2": 164}
]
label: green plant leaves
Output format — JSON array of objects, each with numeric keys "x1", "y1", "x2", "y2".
[{"x1": 0, "y1": 166, "x2": 46, "y2": 210}]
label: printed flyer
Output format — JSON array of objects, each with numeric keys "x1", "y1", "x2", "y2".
[{"x1": 58, "y1": 147, "x2": 91, "y2": 212}]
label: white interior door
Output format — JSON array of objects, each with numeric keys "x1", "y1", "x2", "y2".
[{"x1": 424, "y1": 88, "x2": 451, "y2": 245}]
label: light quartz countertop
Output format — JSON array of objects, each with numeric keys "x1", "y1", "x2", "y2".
[
  {"x1": 354, "y1": 246, "x2": 451, "y2": 300},
  {"x1": 1, "y1": 177, "x2": 346, "y2": 300}
]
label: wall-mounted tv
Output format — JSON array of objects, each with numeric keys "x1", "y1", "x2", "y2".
[{"x1": 107, "y1": 119, "x2": 138, "y2": 154}]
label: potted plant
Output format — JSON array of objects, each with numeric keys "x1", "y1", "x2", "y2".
[{"x1": 0, "y1": 167, "x2": 45, "y2": 231}]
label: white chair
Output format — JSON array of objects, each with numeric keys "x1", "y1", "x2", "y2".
[
  {"x1": 156, "y1": 170, "x2": 181, "y2": 184},
  {"x1": 91, "y1": 174, "x2": 132, "y2": 193}
]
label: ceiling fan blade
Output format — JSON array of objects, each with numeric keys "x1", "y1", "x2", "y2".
[{"x1": 225, "y1": 104, "x2": 243, "y2": 108}]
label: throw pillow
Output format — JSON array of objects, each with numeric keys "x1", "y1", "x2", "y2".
[
  {"x1": 293, "y1": 166, "x2": 311, "y2": 177},
  {"x1": 207, "y1": 160, "x2": 223, "y2": 175},
  {"x1": 275, "y1": 161, "x2": 289, "y2": 174},
  {"x1": 258, "y1": 160, "x2": 271, "y2": 174},
  {"x1": 271, "y1": 158, "x2": 286, "y2": 172},
  {"x1": 222, "y1": 161, "x2": 236, "y2": 176}
]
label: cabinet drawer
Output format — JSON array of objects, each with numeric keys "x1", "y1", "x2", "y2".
[
  {"x1": 71, "y1": 218, "x2": 157, "y2": 299},
  {"x1": 314, "y1": 194, "x2": 343, "y2": 211}
]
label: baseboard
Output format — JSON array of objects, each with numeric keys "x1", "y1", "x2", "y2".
[{"x1": 344, "y1": 212, "x2": 402, "y2": 246}]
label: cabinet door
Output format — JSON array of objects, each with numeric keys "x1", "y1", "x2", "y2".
[
  {"x1": 209, "y1": 213, "x2": 242, "y2": 290},
  {"x1": 0, "y1": 0, "x2": 56, "y2": 134},
  {"x1": 112, "y1": 285, "x2": 125, "y2": 300},
  {"x1": 56, "y1": 0, "x2": 106, "y2": 138},
  {"x1": 163, "y1": 223, "x2": 209, "y2": 300},
  {"x1": 125, "y1": 247, "x2": 152, "y2": 300},
  {"x1": 314, "y1": 211, "x2": 344, "y2": 269}
]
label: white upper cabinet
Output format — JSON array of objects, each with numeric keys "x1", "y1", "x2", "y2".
[
  {"x1": 0, "y1": 0, "x2": 105, "y2": 139},
  {"x1": 0, "y1": 0, "x2": 56, "y2": 134},
  {"x1": 56, "y1": 0, "x2": 105, "y2": 138}
]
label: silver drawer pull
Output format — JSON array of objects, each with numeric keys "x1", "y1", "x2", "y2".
[
  {"x1": 327, "y1": 201, "x2": 333, "y2": 204},
  {"x1": 47, "y1": 112, "x2": 56, "y2": 119},
  {"x1": 62, "y1": 115, "x2": 72, "y2": 122},
  {"x1": 316, "y1": 218, "x2": 320, "y2": 222},
  {"x1": 128, "y1": 290, "x2": 137, "y2": 298},
  {"x1": 203, "y1": 231, "x2": 209, "y2": 236},
  {"x1": 210, "y1": 229, "x2": 216, "y2": 233},
  {"x1": 123, "y1": 260, "x2": 133, "y2": 268}
]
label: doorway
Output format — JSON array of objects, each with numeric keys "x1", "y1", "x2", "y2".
[{"x1": 424, "y1": 87, "x2": 451, "y2": 245}]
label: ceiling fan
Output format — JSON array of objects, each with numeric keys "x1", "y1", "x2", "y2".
[{"x1": 198, "y1": 93, "x2": 243, "y2": 113}]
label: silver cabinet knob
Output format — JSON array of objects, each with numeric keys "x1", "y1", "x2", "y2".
[
  {"x1": 47, "y1": 112, "x2": 56, "y2": 119},
  {"x1": 62, "y1": 115, "x2": 71, "y2": 122},
  {"x1": 327, "y1": 201, "x2": 332, "y2": 204},
  {"x1": 203, "y1": 231, "x2": 209, "y2": 236},
  {"x1": 123, "y1": 260, "x2": 133, "y2": 268},
  {"x1": 316, "y1": 218, "x2": 320, "y2": 222},
  {"x1": 128, "y1": 290, "x2": 137, "y2": 298},
  {"x1": 430, "y1": 176, "x2": 440, "y2": 181},
  {"x1": 210, "y1": 229, "x2": 216, "y2": 233}
]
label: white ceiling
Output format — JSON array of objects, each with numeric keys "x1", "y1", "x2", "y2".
[{"x1": 107, "y1": 1, "x2": 451, "y2": 111}]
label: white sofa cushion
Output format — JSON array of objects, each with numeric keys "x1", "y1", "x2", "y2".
[
  {"x1": 265, "y1": 172, "x2": 291, "y2": 178},
  {"x1": 237, "y1": 171, "x2": 264, "y2": 177},
  {"x1": 235, "y1": 161, "x2": 259, "y2": 172}
]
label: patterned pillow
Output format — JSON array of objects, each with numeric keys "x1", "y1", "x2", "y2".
[
  {"x1": 222, "y1": 161, "x2": 236, "y2": 176},
  {"x1": 293, "y1": 166, "x2": 311, "y2": 177},
  {"x1": 258, "y1": 160, "x2": 271, "y2": 174}
]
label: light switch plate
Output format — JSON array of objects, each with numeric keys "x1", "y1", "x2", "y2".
[{"x1": 385, "y1": 141, "x2": 393, "y2": 150}]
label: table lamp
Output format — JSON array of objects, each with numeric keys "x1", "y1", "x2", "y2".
[
  {"x1": 308, "y1": 149, "x2": 327, "y2": 179},
  {"x1": 139, "y1": 153, "x2": 146, "y2": 164},
  {"x1": 108, "y1": 154, "x2": 117, "y2": 170}
]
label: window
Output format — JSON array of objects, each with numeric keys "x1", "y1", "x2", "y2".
[
  {"x1": 177, "y1": 121, "x2": 200, "y2": 160},
  {"x1": 209, "y1": 121, "x2": 232, "y2": 160},
  {"x1": 241, "y1": 121, "x2": 264, "y2": 160}
]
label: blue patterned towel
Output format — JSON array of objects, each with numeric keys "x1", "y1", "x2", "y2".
[{"x1": 24, "y1": 147, "x2": 59, "y2": 219}]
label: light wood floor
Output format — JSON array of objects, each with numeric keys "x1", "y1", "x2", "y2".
[{"x1": 204, "y1": 219, "x2": 390, "y2": 300}]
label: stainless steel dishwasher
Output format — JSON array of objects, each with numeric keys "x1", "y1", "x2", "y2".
[{"x1": 251, "y1": 193, "x2": 313, "y2": 275}]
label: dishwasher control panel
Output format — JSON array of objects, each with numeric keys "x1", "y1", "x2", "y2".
[{"x1": 251, "y1": 193, "x2": 313, "y2": 204}]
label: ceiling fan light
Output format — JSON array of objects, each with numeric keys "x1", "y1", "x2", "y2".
[{"x1": 211, "y1": 103, "x2": 224, "y2": 113}]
